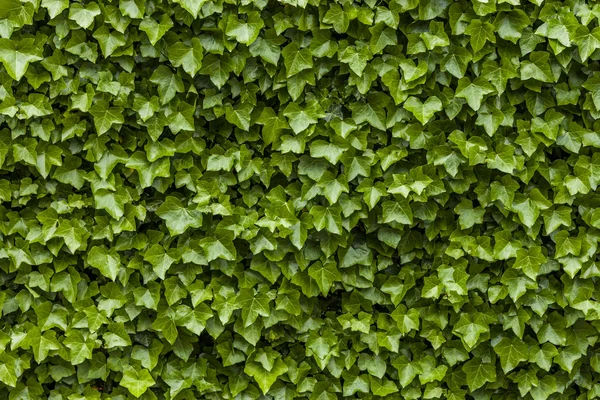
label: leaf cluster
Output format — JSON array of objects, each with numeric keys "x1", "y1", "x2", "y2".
[{"x1": 1, "y1": 0, "x2": 600, "y2": 399}]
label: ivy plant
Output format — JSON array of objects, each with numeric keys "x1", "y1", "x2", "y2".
[{"x1": 0, "y1": 0, "x2": 600, "y2": 399}]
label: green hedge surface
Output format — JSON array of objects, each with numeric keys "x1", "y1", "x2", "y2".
[{"x1": 2, "y1": 0, "x2": 600, "y2": 398}]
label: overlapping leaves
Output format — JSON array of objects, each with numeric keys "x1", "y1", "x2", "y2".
[{"x1": 1, "y1": 0, "x2": 600, "y2": 399}]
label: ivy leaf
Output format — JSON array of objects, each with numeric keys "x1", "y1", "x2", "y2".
[
  {"x1": 168, "y1": 38, "x2": 203, "y2": 77},
  {"x1": 465, "y1": 19, "x2": 496, "y2": 52},
  {"x1": 173, "y1": 0, "x2": 207, "y2": 18},
  {"x1": 0, "y1": 38, "x2": 43, "y2": 81},
  {"x1": 199, "y1": 54, "x2": 233, "y2": 89},
  {"x1": 283, "y1": 102, "x2": 323, "y2": 134},
  {"x1": 89, "y1": 103, "x2": 124, "y2": 135},
  {"x1": 531, "y1": 109, "x2": 564, "y2": 141},
  {"x1": 87, "y1": 245, "x2": 121, "y2": 281},
  {"x1": 93, "y1": 26, "x2": 126, "y2": 58},
  {"x1": 392, "y1": 355, "x2": 423, "y2": 387},
  {"x1": 282, "y1": 43, "x2": 313, "y2": 77},
  {"x1": 462, "y1": 358, "x2": 496, "y2": 391},
  {"x1": 493, "y1": 336, "x2": 529, "y2": 373},
  {"x1": 236, "y1": 289, "x2": 271, "y2": 327},
  {"x1": 494, "y1": 9, "x2": 531, "y2": 43},
  {"x1": 150, "y1": 65, "x2": 184, "y2": 105},
  {"x1": 339, "y1": 43, "x2": 372, "y2": 76},
  {"x1": 369, "y1": 23, "x2": 398, "y2": 54},
  {"x1": 225, "y1": 103, "x2": 253, "y2": 131},
  {"x1": 26, "y1": 328, "x2": 61, "y2": 363},
  {"x1": 323, "y1": 3, "x2": 352, "y2": 34},
  {"x1": 520, "y1": 52, "x2": 555, "y2": 82},
  {"x1": 250, "y1": 30, "x2": 285, "y2": 65},
  {"x1": 144, "y1": 244, "x2": 179, "y2": 280},
  {"x1": 225, "y1": 12, "x2": 264, "y2": 45},
  {"x1": 120, "y1": 366, "x2": 155, "y2": 398},
  {"x1": 575, "y1": 26, "x2": 600, "y2": 61},
  {"x1": 453, "y1": 313, "x2": 489, "y2": 349},
  {"x1": 156, "y1": 196, "x2": 203, "y2": 236},
  {"x1": 139, "y1": 14, "x2": 174, "y2": 46},
  {"x1": 455, "y1": 76, "x2": 495, "y2": 111},
  {"x1": 41, "y1": 0, "x2": 68, "y2": 19},
  {"x1": 381, "y1": 200, "x2": 413, "y2": 225},
  {"x1": 482, "y1": 59, "x2": 518, "y2": 94},
  {"x1": 440, "y1": 46, "x2": 471, "y2": 78},
  {"x1": 119, "y1": 0, "x2": 145, "y2": 19},
  {"x1": 63, "y1": 330, "x2": 96, "y2": 365},
  {"x1": 67, "y1": 2, "x2": 100, "y2": 29},
  {"x1": 0, "y1": 353, "x2": 18, "y2": 387},
  {"x1": 404, "y1": 96, "x2": 442, "y2": 124},
  {"x1": 514, "y1": 246, "x2": 546, "y2": 280},
  {"x1": 308, "y1": 261, "x2": 341, "y2": 296},
  {"x1": 310, "y1": 205, "x2": 343, "y2": 235},
  {"x1": 199, "y1": 230, "x2": 237, "y2": 262},
  {"x1": 244, "y1": 359, "x2": 288, "y2": 394}
]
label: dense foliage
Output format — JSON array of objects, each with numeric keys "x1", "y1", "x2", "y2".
[{"x1": 2, "y1": 0, "x2": 600, "y2": 398}]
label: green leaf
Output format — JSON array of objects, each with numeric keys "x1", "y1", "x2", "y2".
[
  {"x1": 482, "y1": 59, "x2": 518, "y2": 94},
  {"x1": 168, "y1": 38, "x2": 203, "y2": 77},
  {"x1": 89, "y1": 103, "x2": 124, "y2": 135},
  {"x1": 0, "y1": 353, "x2": 18, "y2": 387},
  {"x1": 63, "y1": 330, "x2": 95, "y2": 365},
  {"x1": 249, "y1": 30, "x2": 285, "y2": 65},
  {"x1": 26, "y1": 327, "x2": 61, "y2": 363},
  {"x1": 199, "y1": 54, "x2": 233, "y2": 89},
  {"x1": 310, "y1": 139, "x2": 349, "y2": 165},
  {"x1": 156, "y1": 196, "x2": 203, "y2": 236},
  {"x1": 236, "y1": 288, "x2": 271, "y2": 327},
  {"x1": 441, "y1": 46, "x2": 472, "y2": 78},
  {"x1": 244, "y1": 359, "x2": 288, "y2": 394},
  {"x1": 68, "y1": 2, "x2": 100, "y2": 29},
  {"x1": 41, "y1": 0, "x2": 68, "y2": 19},
  {"x1": 121, "y1": 366, "x2": 155, "y2": 398},
  {"x1": 282, "y1": 43, "x2": 313, "y2": 77},
  {"x1": 308, "y1": 261, "x2": 341, "y2": 296},
  {"x1": 323, "y1": 3, "x2": 352, "y2": 34},
  {"x1": 93, "y1": 26, "x2": 126, "y2": 58},
  {"x1": 404, "y1": 96, "x2": 442, "y2": 124},
  {"x1": 140, "y1": 14, "x2": 174, "y2": 46},
  {"x1": 283, "y1": 101, "x2": 323, "y2": 134},
  {"x1": 381, "y1": 200, "x2": 413, "y2": 225},
  {"x1": 144, "y1": 244, "x2": 179, "y2": 280},
  {"x1": 225, "y1": 102, "x2": 253, "y2": 131},
  {"x1": 462, "y1": 358, "x2": 496, "y2": 391},
  {"x1": 87, "y1": 245, "x2": 121, "y2": 281},
  {"x1": 494, "y1": 10, "x2": 530, "y2": 43},
  {"x1": 392, "y1": 355, "x2": 423, "y2": 387},
  {"x1": 119, "y1": 0, "x2": 145, "y2": 19},
  {"x1": 391, "y1": 305, "x2": 420, "y2": 333},
  {"x1": 339, "y1": 43, "x2": 372, "y2": 76},
  {"x1": 520, "y1": 51, "x2": 555, "y2": 82},
  {"x1": 310, "y1": 205, "x2": 343, "y2": 235},
  {"x1": 493, "y1": 336, "x2": 529, "y2": 373},
  {"x1": 55, "y1": 219, "x2": 89, "y2": 253},
  {"x1": 531, "y1": 109, "x2": 564, "y2": 141},
  {"x1": 514, "y1": 246, "x2": 546, "y2": 280},
  {"x1": 199, "y1": 230, "x2": 237, "y2": 262},
  {"x1": 150, "y1": 65, "x2": 185, "y2": 105},
  {"x1": 173, "y1": 0, "x2": 207, "y2": 18},
  {"x1": 455, "y1": 76, "x2": 495, "y2": 111},
  {"x1": 225, "y1": 12, "x2": 264, "y2": 45},
  {"x1": 465, "y1": 19, "x2": 496, "y2": 52},
  {"x1": 453, "y1": 313, "x2": 489, "y2": 349},
  {"x1": 0, "y1": 38, "x2": 43, "y2": 81}
]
